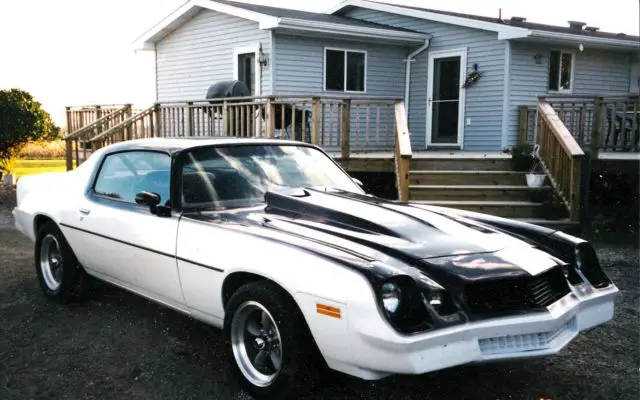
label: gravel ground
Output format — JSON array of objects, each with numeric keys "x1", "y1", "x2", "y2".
[{"x1": 0, "y1": 184, "x2": 638, "y2": 400}]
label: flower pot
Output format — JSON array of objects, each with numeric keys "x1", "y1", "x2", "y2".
[{"x1": 526, "y1": 173, "x2": 546, "y2": 188}]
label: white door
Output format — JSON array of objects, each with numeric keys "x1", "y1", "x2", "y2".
[
  {"x1": 63, "y1": 150, "x2": 185, "y2": 308},
  {"x1": 426, "y1": 49, "x2": 467, "y2": 148}
]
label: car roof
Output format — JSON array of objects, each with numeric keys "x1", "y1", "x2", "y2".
[{"x1": 102, "y1": 137, "x2": 309, "y2": 155}]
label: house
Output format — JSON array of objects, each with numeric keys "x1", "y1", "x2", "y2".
[{"x1": 133, "y1": 0, "x2": 640, "y2": 152}]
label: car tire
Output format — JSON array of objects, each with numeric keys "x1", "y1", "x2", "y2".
[
  {"x1": 34, "y1": 221, "x2": 92, "y2": 303},
  {"x1": 224, "y1": 281, "x2": 321, "y2": 399}
]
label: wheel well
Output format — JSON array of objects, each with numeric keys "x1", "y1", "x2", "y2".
[
  {"x1": 33, "y1": 214, "x2": 55, "y2": 236},
  {"x1": 221, "y1": 272, "x2": 267, "y2": 309}
]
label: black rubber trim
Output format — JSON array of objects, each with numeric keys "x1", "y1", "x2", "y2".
[{"x1": 58, "y1": 222, "x2": 224, "y2": 273}]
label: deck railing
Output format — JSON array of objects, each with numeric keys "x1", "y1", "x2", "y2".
[
  {"x1": 65, "y1": 95, "x2": 400, "y2": 170},
  {"x1": 63, "y1": 104, "x2": 133, "y2": 169},
  {"x1": 535, "y1": 101, "x2": 585, "y2": 221},
  {"x1": 519, "y1": 94, "x2": 640, "y2": 156}
]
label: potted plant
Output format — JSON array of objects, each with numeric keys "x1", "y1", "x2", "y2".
[
  {"x1": 504, "y1": 144, "x2": 535, "y2": 171},
  {"x1": 0, "y1": 157, "x2": 17, "y2": 189},
  {"x1": 526, "y1": 158, "x2": 546, "y2": 188}
]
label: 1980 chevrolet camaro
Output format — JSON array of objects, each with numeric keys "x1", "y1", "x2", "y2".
[{"x1": 13, "y1": 138, "x2": 618, "y2": 399}]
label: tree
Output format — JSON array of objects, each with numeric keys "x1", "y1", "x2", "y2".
[{"x1": 0, "y1": 88, "x2": 61, "y2": 170}]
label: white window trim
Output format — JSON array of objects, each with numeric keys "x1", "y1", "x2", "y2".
[
  {"x1": 323, "y1": 47, "x2": 368, "y2": 94},
  {"x1": 233, "y1": 44, "x2": 261, "y2": 96},
  {"x1": 548, "y1": 49, "x2": 576, "y2": 94}
]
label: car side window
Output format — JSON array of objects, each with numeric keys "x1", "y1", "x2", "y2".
[{"x1": 93, "y1": 151, "x2": 172, "y2": 205}]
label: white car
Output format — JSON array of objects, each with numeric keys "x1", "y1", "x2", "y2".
[{"x1": 13, "y1": 138, "x2": 618, "y2": 399}]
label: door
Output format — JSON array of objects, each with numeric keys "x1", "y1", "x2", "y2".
[
  {"x1": 65, "y1": 150, "x2": 185, "y2": 308},
  {"x1": 426, "y1": 49, "x2": 466, "y2": 148}
]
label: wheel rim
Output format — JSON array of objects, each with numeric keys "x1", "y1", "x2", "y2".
[
  {"x1": 40, "y1": 234, "x2": 63, "y2": 291},
  {"x1": 230, "y1": 301, "x2": 283, "y2": 387}
]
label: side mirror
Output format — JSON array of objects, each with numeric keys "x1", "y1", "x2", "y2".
[
  {"x1": 135, "y1": 191, "x2": 171, "y2": 217},
  {"x1": 135, "y1": 191, "x2": 161, "y2": 206}
]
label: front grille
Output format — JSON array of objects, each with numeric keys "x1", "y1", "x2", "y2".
[
  {"x1": 464, "y1": 266, "x2": 571, "y2": 315},
  {"x1": 478, "y1": 316, "x2": 577, "y2": 355}
]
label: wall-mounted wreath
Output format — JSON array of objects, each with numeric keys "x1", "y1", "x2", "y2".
[{"x1": 462, "y1": 63, "x2": 482, "y2": 88}]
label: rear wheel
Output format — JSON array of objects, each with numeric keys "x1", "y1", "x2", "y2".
[
  {"x1": 224, "y1": 281, "x2": 321, "y2": 399},
  {"x1": 35, "y1": 221, "x2": 91, "y2": 302}
]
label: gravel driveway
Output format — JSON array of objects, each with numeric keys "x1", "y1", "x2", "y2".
[{"x1": 0, "y1": 185, "x2": 638, "y2": 400}]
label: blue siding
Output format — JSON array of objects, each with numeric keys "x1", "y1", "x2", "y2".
[
  {"x1": 274, "y1": 33, "x2": 407, "y2": 150},
  {"x1": 508, "y1": 42, "x2": 633, "y2": 147},
  {"x1": 344, "y1": 8, "x2": 506, "y2": 151},
  {"x1": 156, "y1": 9, "x2": 271, "y2": 101}
]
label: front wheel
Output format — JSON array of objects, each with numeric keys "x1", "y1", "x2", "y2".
[
  {"x1": 224, "y1": 281, "x2": 321, "y2": 399},
  {"x1": 34, "y1": 221, "x2": 91, "y2": 302}
]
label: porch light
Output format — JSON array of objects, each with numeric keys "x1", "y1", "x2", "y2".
[
  {"x1": 533, "y1": 53, "x2": 544, "y2": 64},
  {"x1": 258, "y1": 44, "x2": 268, "y2": 67}
]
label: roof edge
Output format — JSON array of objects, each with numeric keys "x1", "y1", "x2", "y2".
[
  {"x1": 132, "y1": 0, "x2": 279, "y2": 50},
  {"x1": 276, "y1": 17, "x2": 430, "y2": 43},
  {"x1": 325, "y1": 0, "x2": 530, "y2": 37}
]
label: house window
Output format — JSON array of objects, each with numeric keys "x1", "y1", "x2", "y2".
[
  {"x1": 548, "y1": 50, "x2": 574, "y2": 92},
  {"x1": 237, "y1": 53, "x2": 256, "y2": 95},
  {"x1": 324, "y1": 48, "x2": 366, "y2": 92}
]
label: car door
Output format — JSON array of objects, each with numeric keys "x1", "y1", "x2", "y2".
[{"x1": 65, "y1": 150, "x2": 185, "y2": 308}]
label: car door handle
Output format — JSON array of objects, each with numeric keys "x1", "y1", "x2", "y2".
[{"x1": 79, "y1": 208, "x2": 91, "y2": 215}]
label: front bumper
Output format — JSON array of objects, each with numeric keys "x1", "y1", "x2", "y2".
[{"x1": 329, "y1": 282, "x2": 618, "y2": 380}]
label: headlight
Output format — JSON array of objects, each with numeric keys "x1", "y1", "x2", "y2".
[{"x1": 381, "y1": 282, "x2": 401, "y2": 314}]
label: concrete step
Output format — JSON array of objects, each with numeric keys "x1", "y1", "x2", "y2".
[
  {"x1": 410, "y1": 158, "x2": 512, "y2": 171},
  {"x1": 414, "y1": 200, "x2": 548, "y2": 219},
  {"x1": 409, "y1": 184, "x2": 552, "y2": 202},
  {"x1": 409, "y1": 170, "x2": 528, "y2": 186}
]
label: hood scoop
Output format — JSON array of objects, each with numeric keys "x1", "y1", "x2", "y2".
[{"x1": 264, "y1": 189, "x2": 408, "y2": 239}]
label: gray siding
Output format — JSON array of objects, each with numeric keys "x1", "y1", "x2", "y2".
[
  {"x1": 156, "y1": 9, "x2": 271, "y2": 101},
  {"x1": 274, "y1": 33, "x2": 407, "y2": 150},
  {"x1": 345, "y1": 8, "x2": 506, "y2": 151},
  {"x1": 508, "y1": 42, "x2": 633, "y2": 147}
]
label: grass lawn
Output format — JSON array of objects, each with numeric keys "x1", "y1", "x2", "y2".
[{"x1": 12, "y1": 159, "x2": 73, "y2": 177}]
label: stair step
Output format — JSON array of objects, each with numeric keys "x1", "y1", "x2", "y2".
[
  {"x1": 409, "y1": 170, "x2": 527, "y2": 185},
  {"x1": 410, "y1": 158, "x2": 513, "y2": 171},
  {"x1": 409, "y1": 185, "x2": 552, "y2": 201},
  {"x1": 415, "y1": 200, "x2": 546, "y2": 218}
]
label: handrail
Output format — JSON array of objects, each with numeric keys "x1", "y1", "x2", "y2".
[
  {"x1": 394, "y1": 101, "x2": 412, "y2": 201},
  {"x1": 536, "y1": 101, "x2": 585, "y2": 221},
  {"x1": 90, "y1": 105, "x2": 155, "y2": 143},
  {"x1": 64, "y1": 105, "x2": 131, "y2": 140}
]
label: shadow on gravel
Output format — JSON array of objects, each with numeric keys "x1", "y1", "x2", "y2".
[{"x1": 0, "y1": 227, "x2": 638, "y2": 399}]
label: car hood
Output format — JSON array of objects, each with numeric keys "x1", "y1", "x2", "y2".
[{"x1": 184, "y1": 187, "x2": 558, "y2": 282}]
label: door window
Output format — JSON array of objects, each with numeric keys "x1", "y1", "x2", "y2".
[
  {"x1": 93, "y1": 151, "x2": 172, "y2": 205},
  {"x1": 431, "y1": 56, "x2": 461, "y2": 144},
  {"x1": 237, "y1": 53, "x2": 255, "y2": 95}
]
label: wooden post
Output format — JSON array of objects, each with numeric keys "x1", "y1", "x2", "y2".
[
  {"x1": 124, "y1": 104, "x2": 133, "y2": 140},
  {"x1": 570, "y1": 156, "x2": 582, "y2": 222},
  {"x1": 222, "y1": 101, "x2": 229, "y2": 136},
  {"x1": 341, "y1": 99, "x2": 351, "y2": 158},
  {"x1": 154, "y1": 103, "x2": 162, "y2": 138},
  {"x1": 266, "y1": 97, "x2": 276, "y2": 138},
  {"x1": 64, "y1": 107, "x2": 74, "y2": 171},
  {"x1": 311, "y1": 97, "x2": 320, "y2": 145},
  {"x1": 187, "y1": 102, "x2": 194, "y2": 136},
  {"x1": 591, "y1": 96, "x2": 604, "y2": 158},
  {"x1": 518, "y1": 106, "x2": 528, "y2": 144}
]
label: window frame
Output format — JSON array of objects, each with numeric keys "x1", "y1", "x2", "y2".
[
  {"x1": 323, "y1": 47, "x2": 368, "y2": 93},
  {"x1": 90, "y1": 149, "x2": 173, "y2": 208},
  {"x1": 548, "y1": 49, "x2": 575, "y2": 93},
  {"x1": 233, "y1": 44, "x2": 261, "y2": 96}
]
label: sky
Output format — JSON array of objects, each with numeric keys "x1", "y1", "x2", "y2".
[{"x1": 0, "y1": 0, "x2": 638, "y2": 126}]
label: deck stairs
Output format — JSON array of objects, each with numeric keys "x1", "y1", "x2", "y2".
[{"x1": 406, "y1": 154, "x2": 579, "y2": 232}]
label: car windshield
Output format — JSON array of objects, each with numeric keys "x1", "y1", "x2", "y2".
[{"x1": 180, "y1": 144, "x2": 364, "y2": 210}]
